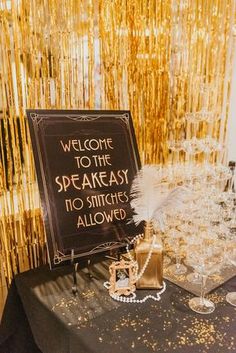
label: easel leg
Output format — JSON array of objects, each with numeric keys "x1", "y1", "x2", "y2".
[
  {"x1": 71, "y1": 249, "x2": 78, "y2": 295},
  {"x1": 72, "y1": 263, "x2": 78, "y2": 295}
]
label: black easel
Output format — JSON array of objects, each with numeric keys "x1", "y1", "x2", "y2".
[
  {"x1": 87, "y1": 259, "x2": 94, "y2": 279},
  {"x1": 71, "y1": 249, "x2": 78, "y2": 295}
]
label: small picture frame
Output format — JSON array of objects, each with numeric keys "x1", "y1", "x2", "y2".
[{"x1": 109, "y1": 259, "x2": 137, "y2": 296}]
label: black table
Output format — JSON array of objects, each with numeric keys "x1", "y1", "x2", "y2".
[{"x1": 0, "y1": 260, "x2": 236, "y2": 353}]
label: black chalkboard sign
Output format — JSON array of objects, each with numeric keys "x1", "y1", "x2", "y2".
[{"x1": 27, "y1": 110, "x2": 141, "y2": 267}]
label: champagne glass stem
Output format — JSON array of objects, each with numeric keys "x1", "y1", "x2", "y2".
[
  {"x1": 223, "y1": 243, "x2": 228, "y2": 266},
  {"x1": 188, "y1": 153, "x2": 193, "y2": 173},
  {"x1": 193, "y1": 122, "x2": 198, "y2": 138},
  {"x1": 175, "y1": 238, "x2": 180, "y2": 267},
  {"x1": 176, "y1": 253, "x2": 181, "y2": 268},
  {"x1": 177, "y1": 150, "x2": 180, "y2": 163},
  {"x1": 207, "y1": 121, "x2": 213, "y2": 136},
  {"x1": 200, "y1": 274, "x2": 207, "y2": 305},
  {"x1": 174, "y1": 150, "x2": 179, "y2": 164},
  {"x1": 193, "y1": 272, "x2": 200, "y2": 281},
  {"x1": 205, "y1": 152, "x2": 210, "y2": 165}
]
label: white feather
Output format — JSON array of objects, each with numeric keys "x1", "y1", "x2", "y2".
[
  {"x1": 130, "y1": 165, "x2": 160, "y2": 224},
  {"x1": 130, "y1": 165, "x2": 190, "y2": 227},
  {"x1": 153, "y1": 186, "x2": 191, "y2": 216}
]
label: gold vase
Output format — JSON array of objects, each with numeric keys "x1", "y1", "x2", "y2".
[{"x1": 135, "y1": 221, "x2": 163, "y2": 289}]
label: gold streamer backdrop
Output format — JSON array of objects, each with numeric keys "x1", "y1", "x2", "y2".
[{"x1": 0, "y1": 0, "x2": 235, "y2": 311}]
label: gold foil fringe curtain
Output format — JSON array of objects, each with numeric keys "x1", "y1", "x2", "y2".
[{"x1": 0, "y1": 0, "x2": 235, "y2": 296}]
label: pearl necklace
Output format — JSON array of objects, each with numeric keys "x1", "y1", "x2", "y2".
[
  {"x1": 104, "y1": 233, "x2": 166, "y2": 303},
  {"x1": 125, "y1": 233, "x2": 157, "y2": 282},
  {"x1": 104, "y1": 280, "x2": 166, "y2": 303}
]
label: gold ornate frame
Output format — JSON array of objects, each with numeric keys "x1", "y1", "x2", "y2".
[{"x1": 109, "y1": 259, "x2": 136, "y2": 296}]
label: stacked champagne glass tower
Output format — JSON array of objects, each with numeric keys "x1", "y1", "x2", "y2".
[{"x1": 160, "y1": 83, "x2": 236, "y2": 314}]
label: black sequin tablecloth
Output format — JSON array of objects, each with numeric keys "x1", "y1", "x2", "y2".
[{"x1": 0, "y1": 260, "x2": 235, "y2": 353}]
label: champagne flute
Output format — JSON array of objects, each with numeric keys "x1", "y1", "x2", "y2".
[
  {"x1": 167, "y1": 229, "x2": 187, "y2": 275},
  {"x1": 188, "y1": 241, "x2": 223, "y2": 314},
  {"x1": 185, "y1": 236, "x2": 203, "y2": 284},
  {"x1": 226, "y1": 243, "x2": 236, "y2": 306}
]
